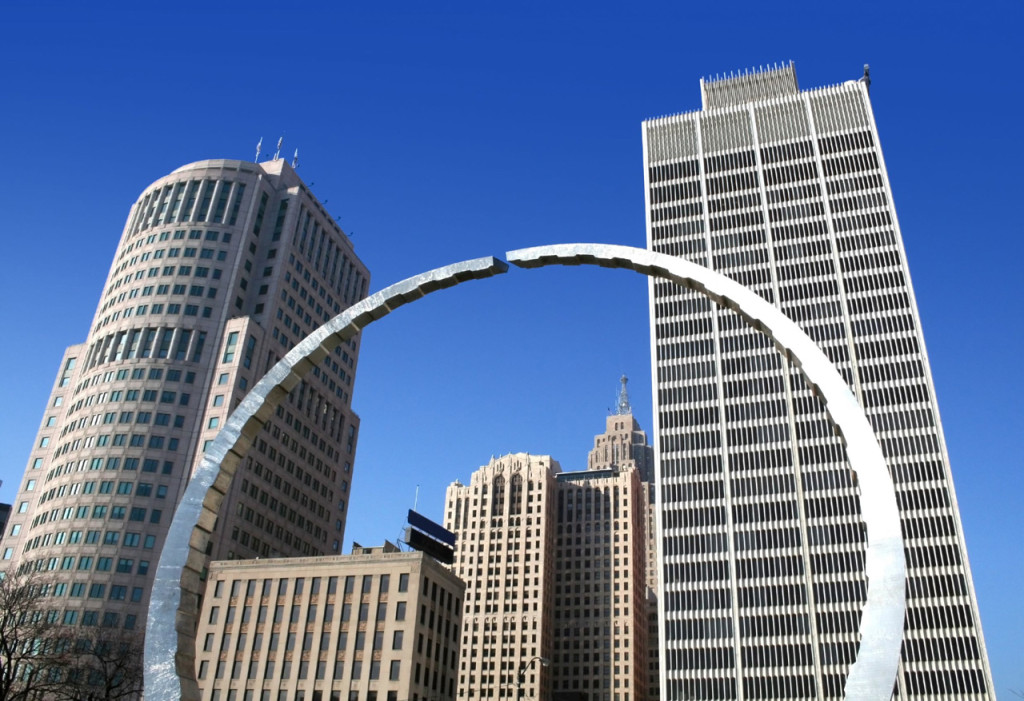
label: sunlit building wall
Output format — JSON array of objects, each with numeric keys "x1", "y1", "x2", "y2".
[
  {"x1": 645, "y1": 64, "x2": 993, "y2": 699},
  {"x1": 4, "y1": 158, "x2": 369, "y2": 635}
]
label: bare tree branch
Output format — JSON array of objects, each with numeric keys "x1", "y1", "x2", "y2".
[
  {"x1": 59, "y1": 629, "x2": 143, "y2": 701},
  {"x1": 0, "y1": 570, "x2": 70, "y2": 701}
]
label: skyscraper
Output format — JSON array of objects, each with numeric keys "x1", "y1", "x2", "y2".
[
  {"x1": 645, "y1": 64, "x2": 993, "y2": 699},
  {"x1": 3, "y1": 158, "x2": 369, "y2": 635},
  {"x1": 445, "y1": 453, "x2": 559, "y2": 701},
  {"x1": 444, "y1": 394, "x2": 656, "y2": 701}
]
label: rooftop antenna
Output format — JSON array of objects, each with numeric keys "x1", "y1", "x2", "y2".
[
  {"x1": 393, "y1": 485, "x2": 422, "y2": 553},
  {"x1": 615, "y1": 375, "x2": 632, "y2": 415},
  {"x1": 861, "y1": 64, "x2": 872, "y2": 93},
  {"x1": 292, "y1": 148, "x2": 299, "y2": 169},
  {"x1": 274, "y1": 137, "x2": 283, "y2": 161},
  {"x1": 254, "y1": 137, "x2": 263, "y2": 162}
]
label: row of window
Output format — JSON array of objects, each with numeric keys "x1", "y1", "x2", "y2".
[{"x1": 22, "y1": 497, "x2": 164, "y2": 532}]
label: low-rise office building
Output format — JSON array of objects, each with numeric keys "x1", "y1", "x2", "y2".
[{"x1": 196, "y1": 543, "x2": 464, "y2": 701}]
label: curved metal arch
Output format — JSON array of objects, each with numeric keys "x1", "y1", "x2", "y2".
[
  {"x1": 145, "y1": 244, "x2": 905, "y2": 701},
  {"x1": 145, "y1": 256, "x2": 509, "y2": 701}
]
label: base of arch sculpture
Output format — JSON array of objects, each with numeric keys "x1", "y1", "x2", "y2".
[{"x1": 145, "y1": 244, "x2": 905, "y2": 701}]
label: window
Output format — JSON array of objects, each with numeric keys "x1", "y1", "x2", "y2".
[
  {"x1": 223, "y1": 332, "x2": 239, "y2": 362},
  {"x1": 392, "y1": 631, "x2": 403, "y2": 649},
  {"x1": 389, "y1": 660, "x2": 401, "y2": 681}
]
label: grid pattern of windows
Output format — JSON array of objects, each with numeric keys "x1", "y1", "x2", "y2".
[
  {"x1": 3, "y1": 158, "x2": 370, "y2": 644},
  {"x1": 445, "y1": 455, "x2": 556, "y2": 701},
  {"x1": 645, "y1": 65, "x2": 993, "y2": 700},
  {"x1": 447, "y1": 410, "x2": 658, "y2": 701},
  {"x1": 194, "y1": 549, "x2": 463, "y2": 701},
  {"x1": 552, "y1": 469, "x2": 648, "y2": 701}
]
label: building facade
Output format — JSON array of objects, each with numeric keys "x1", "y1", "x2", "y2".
[
  {"x1": 445, "y1": 454, "x2": 559, "y2": 701},
  {"x1": 195, "y1": 544, "x2": 464, "y2": 701},
  {"x1": 3, "y1": 158, "x2": 369, "y2": 635},
  {"x1": 444, "y1": 398, "x2": 656, "y2": 701},
  {"x1": 553, "y1": 462, "x2": 648, "y2": 701},
  {"x1": 645, "y1": 63, "x2": 993, "y2": 699},
  {"x1": 586, "y1": 378, "x2": 658, "y2": 701}
]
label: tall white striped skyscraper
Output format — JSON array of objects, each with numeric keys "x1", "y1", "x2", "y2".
[{"x1": 644, "y1": 64, "x2": 993, "y2": 700}]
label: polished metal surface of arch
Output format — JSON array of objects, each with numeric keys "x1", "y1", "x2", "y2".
[{"x1": 146, "y1": 244, "x2": 904, "y2": 701}]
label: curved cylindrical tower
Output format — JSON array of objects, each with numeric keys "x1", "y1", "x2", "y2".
[{"x1": 4, "y1": 158, "x2": 369, "y2": 637}]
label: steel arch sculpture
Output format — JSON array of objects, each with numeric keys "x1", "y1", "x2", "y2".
[{"x1": 145, "y1": 244, "x2": 905, "y2": 701}]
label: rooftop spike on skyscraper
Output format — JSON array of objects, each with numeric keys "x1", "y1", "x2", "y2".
[{"x1": 615, "y1": 374, "x2": 632, "y2": 415}]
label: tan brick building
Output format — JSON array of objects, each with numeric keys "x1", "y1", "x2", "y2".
[
  {"x1": 445, "y1": 454, "x2": 559, "y2": 701},
  {"x1": 553, "y1": 463, "x2": 649, "y2": 701},
  {"x1": 195, "y1": 544, "x2": 464, "y2": 701},
  {"x1": 445, "y1": 392, "x2": 656, "y2": 701}
]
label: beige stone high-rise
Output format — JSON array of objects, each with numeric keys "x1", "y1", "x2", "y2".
[
  {"x1": 585, "y1": 380, "x2": 658, "y2": 701},
  {"x1": 444, "y1": 398, "x2": 656, "y2": 701},
  {"x1": 445, "y1": 453, "x2": 559, "y2": 701},
  {"x1": 3, "y1": 158, "x2": 369, "y2": 634},
  {"x1": 194, "y1": 544, "x2": 465, "y2": 701}
]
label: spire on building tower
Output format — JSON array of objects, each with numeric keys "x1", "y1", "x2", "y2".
[{"x1": 615, "y1": 375, "x2": 631, "y2": 415}]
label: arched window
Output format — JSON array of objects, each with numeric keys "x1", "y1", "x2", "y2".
[
  {"x1": 491, "y1": 476, "x2": 505, "y2": 516},
  {"x1": 510, "y1": 474, "x2": 523, "y2": 515}
]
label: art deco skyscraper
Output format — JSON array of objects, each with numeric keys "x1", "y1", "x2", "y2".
[
  {"x1": 3, "y1": 158, "x2": 369, "y2": 634},
  {"x1": 445, "y1": 453, "x2": 560, "y2": 701},
  {"x1": 645, "y1": 64, "x2": 993, "y2": 699},
  {"x1": 444, "y1": 397, "x2": 657, "y2": 701}
]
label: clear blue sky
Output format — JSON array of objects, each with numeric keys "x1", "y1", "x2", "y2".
[{"x1": 1, "y1": 1, "x2": 1020, "y2": 693}]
